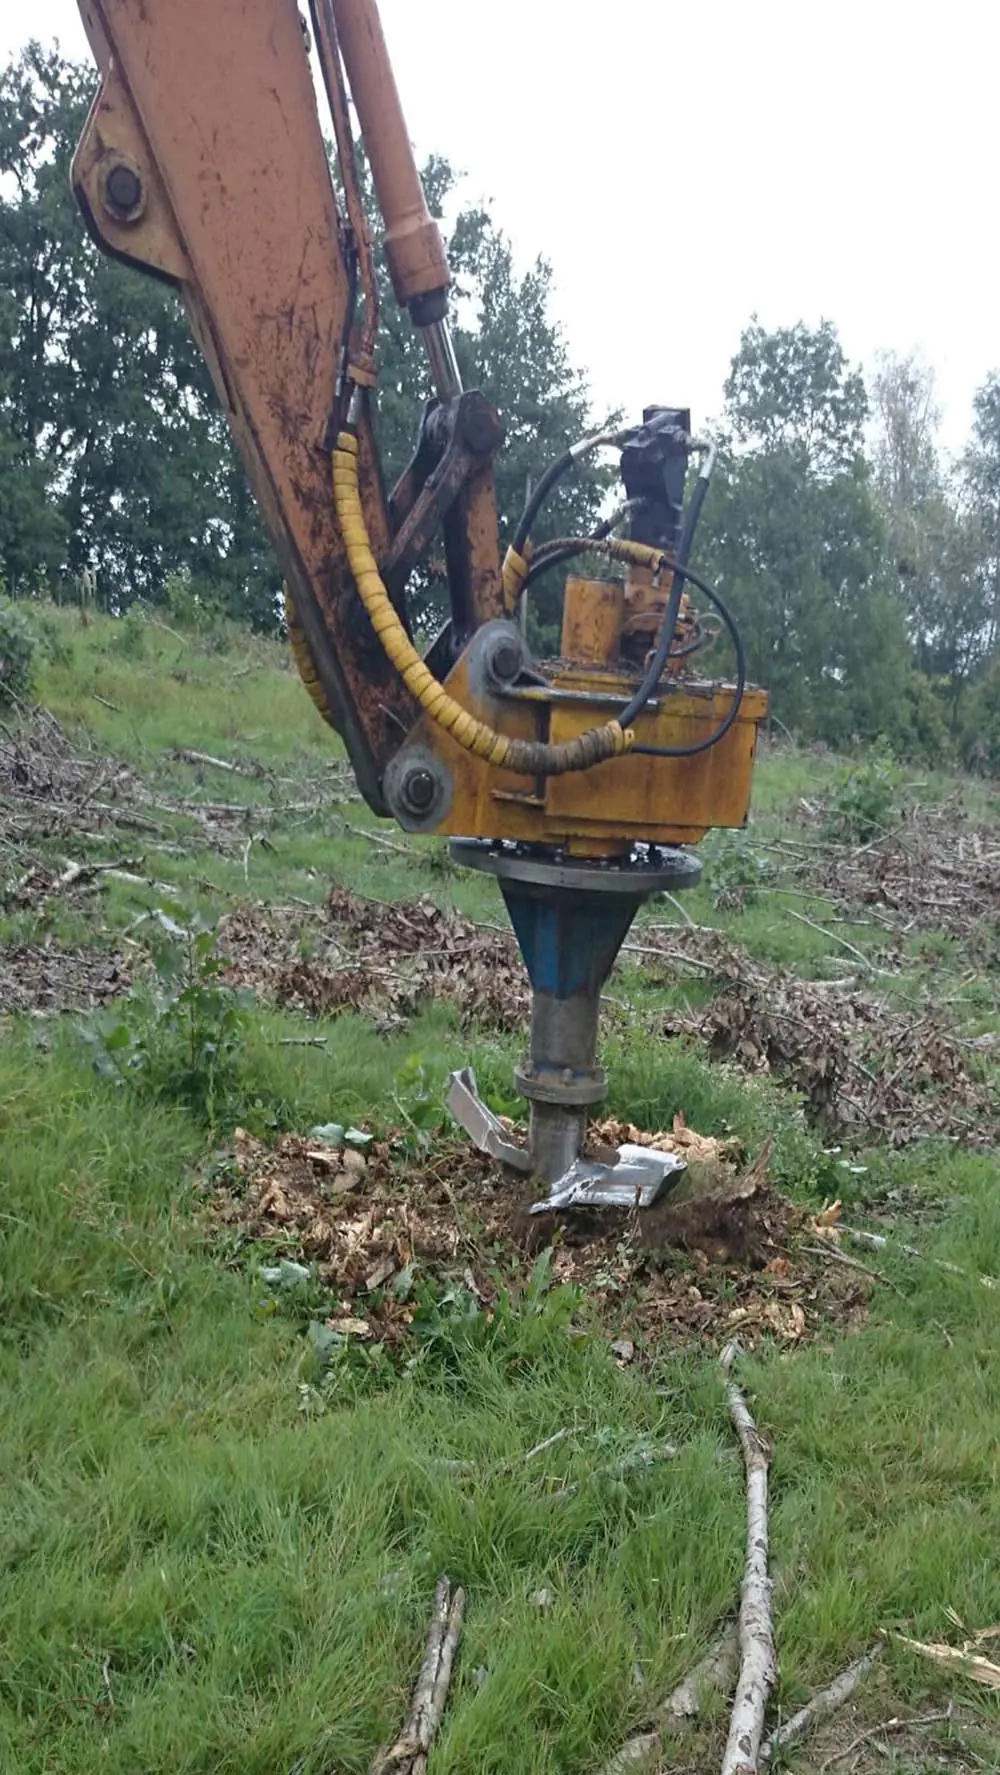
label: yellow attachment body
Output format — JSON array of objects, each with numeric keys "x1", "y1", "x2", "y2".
[
  {"x1": 404, "y1": 651, "x2": 768, "y2": 847},
  {"x1": 331, "y1": 432, "x2": 634, "y2": 777}
]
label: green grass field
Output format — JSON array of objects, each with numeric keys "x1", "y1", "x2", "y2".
[{"x1": 2, "y1": 605, "x2": 1000, "y2": 1774}]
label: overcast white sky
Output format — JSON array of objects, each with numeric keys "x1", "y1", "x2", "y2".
[{"x1": 4, "y1": 1, "x2": 998, "y2": 456}]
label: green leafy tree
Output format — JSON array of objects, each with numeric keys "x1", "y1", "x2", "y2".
[
  {"x1": 722, "y1": 318, "x2": 868, "y2": 475},
  {"x1": 699, "y1": 320, "x2": 924, "y2": 750},
  {"x1": 0, "y1": 45, "x2": 244, "y2": 608},
  {"x1": 959, "y1": 372, "x2": 1000, "y2": 657},
  {"x1": 869, "y1": 352, "x2": 983, "y2": 720}
]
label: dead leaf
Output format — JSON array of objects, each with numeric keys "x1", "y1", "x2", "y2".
[
  {"x1": 210, "y1": 1115, "x2": 867, "y2": 1359},
  {"x1": 658, "y1": 934, "x2": 1000, "y2": 1148},
  {"x1": 365, "y1": 1256, "x2": 396, "y2": 1291},
  {"x1": 329, "y1": 1170, "x2": 362, "y2": 1195},
  {"x1": 305, "y1": 1144, "x2": 342, "y2": 1169},
  {"x1": 325, "y1": 1315, "x2": 371, "y2": 1338},
  {"x1": 814, "y1": 1199, "x2": 843, "y2": 1228},
  {"x1": 218, "y1": 887, "x2": 528, "y2": 1034}
]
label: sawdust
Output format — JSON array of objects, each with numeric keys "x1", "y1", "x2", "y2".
[
  {"x1": 219, "y1": 887, "x2": 526, "y2": 1031},
  {"x1": 208, "y1": 1121, "x2": 870, "y2": 1354}
]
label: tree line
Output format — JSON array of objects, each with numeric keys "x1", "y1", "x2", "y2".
[{"x1": 3, "y1": 44, "x2": 1000, "y2": 769}]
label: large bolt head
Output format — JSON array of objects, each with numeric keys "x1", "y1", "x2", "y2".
[
  {"x1": 401, "y1": 768, "x2": 436, "y2": 813},
  {"x1": 104, "y1": 162, "x2": 143, "y2": 221},
  {"x1": 490, "y1": 639, "x2": 522, "y2": 683},
  {"x1": 459, "y1": 391, "x2": 503, "y2": 455}
]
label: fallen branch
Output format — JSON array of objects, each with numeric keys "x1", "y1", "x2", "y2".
[
  {"x1": 370, "y1": 1577, "x2": 466, "y2": 1774},
  {"x1": 147, "y1": 616, "x2": 188, "y2": 644},
  {"x1": 621, "y1": 942, "x2": 720, "y2": 974},
  {"x1": 550, "y1": 1441, "x2": 680, "y2": 1503},
  {"x1": 844, "y1": 1226, "x2": 999, "y2": 1291},
  {"x1": 433, "y1": 1427, "x2": 573, "y2": 1481},
  {"x1": 516, "y1": 1427, "x2": 572, "y2": 1467},
  {"x1": 760, "y1": 1644, "x2": 882, "y2": 1760},
  {"x1": 105, "y1": 868, "x2": 176, "y2": 896},
  {"x1": 8, "y1": 856, "x2": 143, "y2": 903},
  {"x1": 802, "y1": 1241, "x2": 900, "y2": 1294},
  {"x1": 660, "y1": 890, "x2": 699, "y2": 929},
  {"x1": 597, "y1": 1727, "x2": 660, "y2": 1773},
  {"x1": 665, "y1": 1624, "x2": 741, "y2": 1724},
  {"x1": 786, "y1": 907, "x2": 875, "y2": 971},
  {"x1": 172, "y1": 746, "x2": 257, "y2": 776},
  {"x1": 720, "y1": 1340, "x2": 776, "y2": 1775},
  {"x1": 339, "y1": 818, "x2": 415, "y2": 858},
  {"x1": 598, "y1": 1625, "x2": 740, "y2": 1775}
]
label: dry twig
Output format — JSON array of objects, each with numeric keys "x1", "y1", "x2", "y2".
[
  {"x1": 720, "y1": 1341, "x2": 776, "y2": 1775},
  {"x1": 801, "y1": 1242, "x2": 901, "y2": 1296},
  {"x1": 844, "y1": 1226, "x2": 999, "y2": 1291},
  {"x1": 818, "y1": 1706, "x2": 953, "y2": 1771},
  {"x1": 786, "y1": 907, "x2": 877, "y2": 972},
  {"x1": 370, "y1": 1577, "x2": 466, "y2": 1774},
  {"x1": 172, "y1": 746, "x2": 256, "y2": 776},
  {"x1": 339, "y1": 818, "x2": 415, "y2": 858},
  {"x1": 895, "y1": 1631, "x2": 1000, "y2": 1688}
]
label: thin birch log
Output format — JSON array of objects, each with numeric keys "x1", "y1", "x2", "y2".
[
  {"x1": 597, "y1": 1623, "x2": 740, "y2": 1775},
  {"x1": 720, "y1": 1341, "x2": 776, "y2": 1775},
  {"x1": 411, "y1": 1588, "x2": 466, "y2": 1773},
  {"x1": 666, "y1": 1623, "x2": 741, "y2": 1724},
  {"x1": 759, "y1": 1644, "x2": 882, "y2": 1761}
]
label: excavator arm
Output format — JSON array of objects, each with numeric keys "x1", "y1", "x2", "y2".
[
  {"x1": 73, "y1": 0, "x2": 472, "y2": 811},
  {"x1": 71, "y1": 0, "x2": 767, "y2": 1204}
]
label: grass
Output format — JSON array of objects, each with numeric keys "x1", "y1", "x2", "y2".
[{"x1": 2, "y1": 603, "x2": 1000, "y2": 1771}]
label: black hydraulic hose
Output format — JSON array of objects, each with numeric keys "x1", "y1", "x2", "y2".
[
  {"x1": 511, "y1": 426, "x2": 629, "y2": 558},
  {"x1": 617, "y1": 569, "x2": 687, "y2": 729},
  {"x1": 628, "y1": 568, "x2": 746, "y2": 757},
  {"x1": 618, "y1": 445, "x2": 716, "y2": 729},
  {"x1": 511, "y1": 450, "x2": 574, "y2": 556}
]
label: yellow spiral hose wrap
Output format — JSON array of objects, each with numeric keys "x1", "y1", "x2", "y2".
[
  {"x1": 284, "y1": 588, "x2": 334, "y2": 727},
  {"x1": 331, "y1": 432, "x2": 634, "y2": 777}
]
